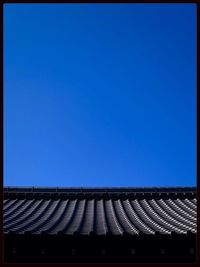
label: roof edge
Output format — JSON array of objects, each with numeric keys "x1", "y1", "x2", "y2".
[{"x1": 3, "y1": 186, "x2": 196, "y2": 194}]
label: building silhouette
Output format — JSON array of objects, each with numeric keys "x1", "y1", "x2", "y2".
[{"x1": 4, "y1": 186, "x2": 196, "y2": 263}]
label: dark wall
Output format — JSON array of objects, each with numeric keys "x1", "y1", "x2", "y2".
[{"x1": 4, "y1": 233, "x2": 196, "y2": 263}]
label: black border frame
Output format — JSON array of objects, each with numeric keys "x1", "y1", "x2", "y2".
[{"x1": 1, "y1": 1, "x2": 199, "y2": 266}]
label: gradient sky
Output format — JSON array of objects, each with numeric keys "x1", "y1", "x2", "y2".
[{"x1": 4, "y1": 4, "x2": 196, "y2": 187}]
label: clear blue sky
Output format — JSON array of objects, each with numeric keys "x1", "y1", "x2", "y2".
[{"x1": 4, "y1": 4, "x2": 196, "y2": 187}]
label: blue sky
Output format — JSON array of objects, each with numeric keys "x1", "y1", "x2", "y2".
[{"x1": 4, "y1": 4, "x2": 196, "y2": 187}]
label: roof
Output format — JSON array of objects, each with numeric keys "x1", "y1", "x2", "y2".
[
  {"x1": 4, "y1": 186, "x2": 197, "y2": 236},
  {"x1": 4, "y1": 186, "x2": 196, "y2": 193}
]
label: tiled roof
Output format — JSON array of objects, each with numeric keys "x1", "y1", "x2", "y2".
[{"x1": 4, "y1": 187, "x2": 197, "y2": 236}]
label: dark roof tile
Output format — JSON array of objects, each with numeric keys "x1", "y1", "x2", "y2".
[{"x1": 3, "y1": 187, "x2": 196, "y2": 236}]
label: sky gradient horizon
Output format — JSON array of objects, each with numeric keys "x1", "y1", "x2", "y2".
[{"x1": 4, "y1": 4, "x2": 196, "y2": 187}]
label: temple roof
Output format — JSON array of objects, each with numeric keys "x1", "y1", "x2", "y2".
[{"x1": 4, "y1": 186, "x2": 197, "y2": 236}]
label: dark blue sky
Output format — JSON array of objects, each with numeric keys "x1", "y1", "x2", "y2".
[{"x1": 4, "y1": 4, "x2": 196, "y2": 187}]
